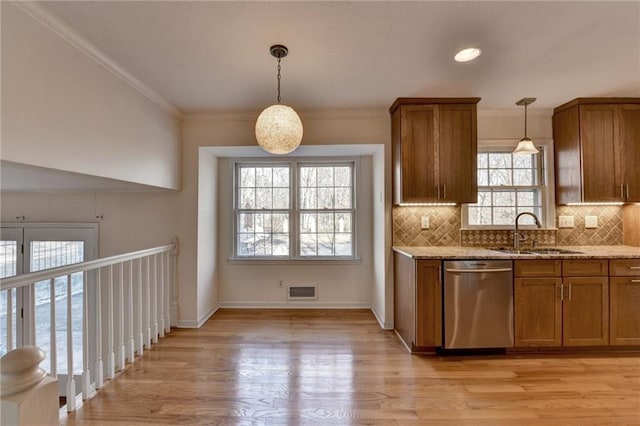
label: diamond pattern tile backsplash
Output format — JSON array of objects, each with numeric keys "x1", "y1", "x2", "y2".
[
  {"x1": 393, "y1": 205, "x2": 623, "y2": 247},
  {"x1": 555, "y1": 205, "x2": 623, "y2": 246}
]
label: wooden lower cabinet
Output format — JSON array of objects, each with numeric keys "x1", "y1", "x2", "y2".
[
  {"x1": 514, "y1": 260, "x2": 609, "y2": 348},
  {"x1": 562, "y1": 277, "x2": 609, "y2": 346},
  {"x1": 609, "y1": 259, "x2": 640, "y2": 345},
  {"x1": 515, "y1": 278, "x2": 562, "y2": 346},
  {"x1": 393, "y1": 252, "x2": 442, "y2": 351}
]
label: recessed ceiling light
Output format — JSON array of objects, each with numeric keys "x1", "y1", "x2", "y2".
[{"x1": 454, "y1": 47, "x2": 482, "y2": 62}]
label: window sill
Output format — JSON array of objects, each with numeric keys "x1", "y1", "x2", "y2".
[{"x1": 227, "y1": 257, "x2": 362, "y2": 265}]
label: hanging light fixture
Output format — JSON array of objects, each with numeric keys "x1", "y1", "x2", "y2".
[
  {"x1": 514, "y1": 97, "x2": 539, "y2": 154},
  {"x1": 255, "y1": 44, "x2": 303, "y2": 155}
]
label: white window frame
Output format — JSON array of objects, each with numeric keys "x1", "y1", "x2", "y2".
[
  {"x1": 232, "y1": 158, "x2": 359, "y2": 261},
  {"x1": 462, "y1": 139, "x2": 555, "y2": 229}
]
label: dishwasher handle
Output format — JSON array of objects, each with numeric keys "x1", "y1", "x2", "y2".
[{"x1": 446, "y1": 268, "x2": 513, "y2": 273}]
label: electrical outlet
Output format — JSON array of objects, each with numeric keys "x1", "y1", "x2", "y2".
[
  {"x1": 585, "y1": 215, "x2": 598, "y2": 229},
  {"x1": 421, "y1": 215, "x2": 430, "y2": 229},
  {"x1": 558, "y1": 215, "x2": 575, "y2": 228}
]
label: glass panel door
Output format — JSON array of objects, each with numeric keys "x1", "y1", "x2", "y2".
[
  {"x1": 0, "y1": 228, "x2": 23, "y2": 356},
  {"x1": 23, "y1": 227, "x2": 96, "y2": 375}
]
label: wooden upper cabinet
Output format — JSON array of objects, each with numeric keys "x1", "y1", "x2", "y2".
[
  {"x1": 553, "y1": 98, "x2": 640, "y2": 204},
  {"x1": 390, "y1": 98, "x2": 480, "y2": 204}
]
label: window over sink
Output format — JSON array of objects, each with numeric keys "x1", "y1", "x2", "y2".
[{"x1": 462, "y1": 140, "x2": 555, "y2": 229}]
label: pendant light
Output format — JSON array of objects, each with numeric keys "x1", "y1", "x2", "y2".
[
  {"x1": 514, "y1": 97, "x2": 539, "y2": 154},
  {"x1": 255, "y1": 45, "x2": 303, "y2": 155}
]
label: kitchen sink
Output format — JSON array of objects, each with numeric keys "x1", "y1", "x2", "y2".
[
  {"x1": 489, "y1": 247, "x2": 583, "y2": 255},
  {"x1": 529, "y1": 248, "x2": 583, "y2": 254},
  {"x1": 489, "y1": 248, "x2": 534, "y2": 254}
]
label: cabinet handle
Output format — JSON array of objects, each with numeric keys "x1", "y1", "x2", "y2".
[
  {"x1": 631, "y1": 280, "x2": 640, "y2": 283},
  {"x1": 559, "y1": 283, "x2": 564, "y2": 301},
  {"x1": 568, "y1": 283, "x2": 572, "y2": 301},
  {"x1": 442, "y1": 185, "x2": 447, "y2": 199},
  {"x1": 436, "y1": 184, "x2": 441, "y2": 199},
  {"x1": 629, "y1": 266, "x2": 640, "y2": 270},
  {"x1": 620, "y1": 184, "x2": 625, "y2": 199},
  {"x1": 626, "y1": 183, "x2": 630, "y2": 200}
]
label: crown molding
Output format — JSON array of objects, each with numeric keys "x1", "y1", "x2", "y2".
[
  {"x1": 184, "y1": 108, "x2": 388, "y2": 123},
  {"x1": 12, "y1": 1, "x2": 184, "y2": 120}
]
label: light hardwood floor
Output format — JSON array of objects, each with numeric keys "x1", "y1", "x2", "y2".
[{"x1": 64, "y1": 309, "x2": 640, "y2": 425}]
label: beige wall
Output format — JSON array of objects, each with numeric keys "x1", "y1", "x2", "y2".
[{"x1": 1, "y1": 2, "x2": 181, "y2": 190}]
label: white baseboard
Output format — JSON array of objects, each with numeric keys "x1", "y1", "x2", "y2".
[
  {"x1": 177, "y1": 305, "x2": 219, "y2": 328},
  {"x1": 370, "y1": 305, "x2": 394, "y2": 330},
  {"x1": 218, "y1": 301, "x2": 371, "y2": 309}
]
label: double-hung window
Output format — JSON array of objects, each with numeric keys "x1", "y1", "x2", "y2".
[
  {"x1": 234, "y1": 160, "x2": 356, "y2": 259},
  {"x1": 464, "y1": 141, "x2": 553, "y2": 228}
]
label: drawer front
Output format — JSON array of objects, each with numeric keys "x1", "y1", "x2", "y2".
[
  {"x1": 610, "y1": 259, "x2": 640, "y2": 276},
  {"x1": 514, "y1": 260, "x2": 562, "y2": 277},
  {"x1": 562, "y1": 259, "x2": 608, "y2": 277}
]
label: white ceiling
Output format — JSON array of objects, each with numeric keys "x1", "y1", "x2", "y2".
[{"x1": 36, "y1": 0, "x2": 640, "y2": 114}]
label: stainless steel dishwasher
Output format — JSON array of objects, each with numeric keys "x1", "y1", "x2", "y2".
[{"x1": 443, "y1": 260, "x2": 514, "y2": 349}]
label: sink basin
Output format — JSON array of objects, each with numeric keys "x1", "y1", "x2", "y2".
[
  {"x1": 489, "y1": 247, "x2": 583, "y2": 255},
  {"x1": 529, "y1": 248, "x2": 583, "y2": 254},
  {"x1": 489, "y1": 248, "x2": 534, "y2": 255}
]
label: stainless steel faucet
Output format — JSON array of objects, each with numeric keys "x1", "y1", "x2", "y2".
[{"x1": 514, "y1": 212, "x2": 542, "y2": 249}]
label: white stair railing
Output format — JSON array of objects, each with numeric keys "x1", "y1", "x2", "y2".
[{"x1": 0, "y1": 242, "x2": 178, "y2": 412}]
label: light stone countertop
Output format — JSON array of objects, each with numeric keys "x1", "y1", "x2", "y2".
[{"x1": 392, "y1": 245, "x2": 640, "y2": 260}]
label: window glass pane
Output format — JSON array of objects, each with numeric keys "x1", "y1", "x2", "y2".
[
  {"x1": 300, "y1": 234, "x2": 317, "y2": 256},
  {"x1": 317, "y1": 234, "x2": 334, "y2": 256},
  {"x1": 239, "y1": 167, "x2": 255, "y2": 187},
  {"x1": 318, "y1": 213, "x2": 334, "y2": 233},
  {"x1": 492, "y1": 191, "x2": 515, "y2": 207},
  {"x1": 255, "y1": 188, "x2": 272, "y2": 209},
  {"x1": 489, "y1": 169, "x2": 512, "y2": 186},
  {"x1": 513, "y1": 154, "x2": 533, "y2": 169},
  {"x1": 477, "y1": 153, "x2": 488, "y2": 168},
  {"x1": 493, "y1": 207, "x2": 516, "y2": 225},
  {"x1": 300, "y1": 213, "x2": 316, "y2": 233},
  {"x1": 334, "y1": 167, "x2": 351, "y2": 187},
  {"x1": 300, "y1": 187, "x2": 317, "y2": 209},
  {"x1": 317, "y1": 188, "x2": 334, "y2": 209},
  {"x1": 239, "y1": 213, "x2": 255, "y2": 231},
  {"x1": 317, "y1": 167, "x2": 334, "y2": 187},
  {"x1": 517, "y1": 207, "x2": 542, "y2": 223},
  {"x1": 335, "y1": 234, "x2": 353, "y2": 256},
  {"x1": 239, "y1": 188, "x2": 255, "y2": 209},
  {"x1": 335, "y1": 213, "x2": 352, "y2": 232},
  {"x1": 517, "y1": 191, "x2": 535, "y2": 207},
  {"x1": 489, "y1": 153, "x2": 511, "y2": 168},
  {"x1": 272, "y1": 234, "x2": 289, "y2": 255},
  {"x1": 272, "y1": 214, "x2": 289, "y2": 233},
  {"x1": 254, "y1": 234, "x2": 271, "y2": 256},
  {"x1": 273, "y1": 167, "x2": 289, "y2": 187},
  {"x1": 514, "y1": 169, "x2": 534, "y2": 186},
  {"x1": 477, "y1": 169, "x2": 488, "y2": 186},
  {"x1": 476, "y1": 191, "x2": 492, "y2": 207},
  {"x1": 468, "y1": 206, "x2": 492, "y2": 225},
  {"x1": 335, "y1": 188, "x2": 352, "y2": 209},
  {"x1": 300, "y1": 167, "x2": 316, "y2": 187},
  {"x1": 255, "y1": 168, "x2": 273, "y2": 187},
  {"x1": 273, "y1": 188, "x2": 289, "y2": 209},
  {"x1": 237, "y1": 234, "x2": 255, "y2": 256}
]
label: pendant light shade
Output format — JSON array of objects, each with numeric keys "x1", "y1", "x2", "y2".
[
  {"x1": 514, "y1": 97, "x2": 539, "y2": 155},
  {"x1": 255, "y1": 45, "x2": 303, "y2": 155},
  {"x1": 255, "y1": 104, "x2": 303, "y2": 155}
]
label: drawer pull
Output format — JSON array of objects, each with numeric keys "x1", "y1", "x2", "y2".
[
  {"x1": 629, "y1": 266, "x2": 640, "y2": 270},
  {"x1": 632, "y1": 280, "x2": 640, "y2": 283}
]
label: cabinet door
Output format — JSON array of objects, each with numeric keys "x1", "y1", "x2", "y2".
[
  {"x1": 562, "y1": 277, "x2": 609, "y2": 346},
  {"x1": 579, "y1": 105, "x2": 623, "y2": 202},
  {"x1": 393, "y1": 252, "x2": 415, "y2": 350},
  {"x1": 610, "y1": 277, "x2": 640, "y2": 345},
  {"x1": 396, "y1": 105, "x2": 439, "y2": 202},
  {"x1": 618, "y1": 105, "x2": 640, "y2": 202},
  {"x1": 415, "y1": 260, "x2": 442, "y2": 348},
  {"x1": 438, "y1": 104, "x2": 477, "y2": 203},
  {"x1": 515, "y1": 278, "x2": 562, "y2": 347}
]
